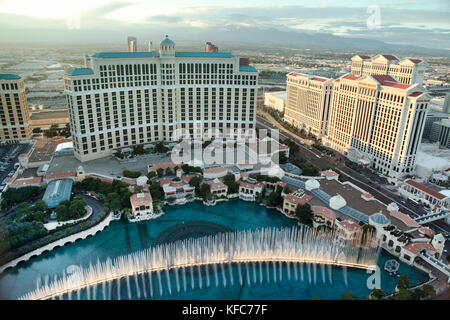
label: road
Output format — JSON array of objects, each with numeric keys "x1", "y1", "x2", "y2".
[{"x1": 256, "y1": 115, "x2": 450, "y2": 238}]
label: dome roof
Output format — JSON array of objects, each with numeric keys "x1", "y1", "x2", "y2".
[
  {"x1": 369, "y1": 213, "x2": 390, "y2": 226},
  {"x1": 305, "y1": 179, "x2": 320, "y2": 191},
  {"x1": 329, "y1": 194, "x2": 346, "y2": 210},
  {"x1": 160, "y1": 35, "x2": 175, "y2": 46}
]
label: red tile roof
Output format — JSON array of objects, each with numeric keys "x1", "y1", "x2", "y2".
[
  {"x1": 311, "y1": 77, "x2": 328, "y2": 82},
  {"x1": 409, "y1": 59, "x2": 422, "y2": 64},
  {"x1": 311, "y1": 206, "x2": 336, "y2": 220},
  {"x1": 371, "y1": 74, "x2": 410, "y2": 89},
  {"x1": 284, "y1": 192, "x2": 313, "y2": 205},
  {"x1": 337, "y1": 220, "x2": 362, "y2": 232},
  {"x1": 239, "y1": 180, "x2": 264, "y2": 189},
  {"x1": 320, "y1": 169, "x2": 339, "y2": 177},
  {"x1": 45, "y1": 171, "x2": 76, "y2": 180},
  {"x1": 408, "y1": 91, "x2": 423, "y2": 98},
  {"x1": 389, "y1": 210, "x2": 420, "y2": 228},
  {"x1": 381, "y1": 54, "x2": 399, "y2": 61},
  {"x1": 342, "y1": 74, "x2": 359, "y2": 81},
  {"x1": 204, "y1": 179, "x2": 228, "y2": 191},
  {"x1": 11, "y1": 176, "x2": 42, "y2": 187},
  {"x1": 402, "y1": 242, "x2": 435, "y2": 255},
  {"x1": 130, "y1": 192, "x2": 152, "y2": 207},
  {"x1": 419, "y1": 226, "x2": 435, "y2": 237},
  {"x1": 405, "y1": 179, "x2": 446, "y2": 200}
]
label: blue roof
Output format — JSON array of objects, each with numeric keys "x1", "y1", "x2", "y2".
[
  {"x1": 370, "y1": 213, "x2": 390, "y2": 225},
  {"x1": 42, "y1": 179, "x2": 74, "y2": 208},
  {"x1": 175, "y1": 51, "x2": 234, "y2": 58},
  {"x1": 239, "y1": 66, "x2": 258, "y2": 72},
  {"x1": 0, "y1": 74, "x2": 21, "y2": 80},
  {"x1": 92, "y1": 51, "x2": 160, "y2": 59},
  {"x1": 67, "y1": 68, "x2": 94, "y2": 76},
  {"x1": 160, "y1": 37, "x2": 175, "y2": 46}
]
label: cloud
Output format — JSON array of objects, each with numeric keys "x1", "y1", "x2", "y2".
[{"x1": 0, "y1": 2, "x2": 448, "y2": 50}]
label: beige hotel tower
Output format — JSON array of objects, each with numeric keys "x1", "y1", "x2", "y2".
[
  {"x1": 64, "y1": 36, "x2": 258, "y2": 162},
  {"x1": 0, "y1": 74, "x2": 31, "y2": 143}
]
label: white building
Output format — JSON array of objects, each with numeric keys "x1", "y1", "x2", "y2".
[
  {"x1": 400, "y1": 179, "x2": 450, "y2": 209},
  {"x1": 325, "y1": 74, "x2": 429, "y2": 178},
  {"x1": 284, "y1": 73, "x2": 334, "y2": 138},
  {"x1": 350, "y1": 54, "x2": 427, "y2": 85},
  {"x1": 264, "y1": 91, "x2": 286, "y2": 113},
  {"x1": 238, "y1": 178, "x2": 264, "y2": 201},
  {"x1": 64, "y1": 35, "x2": 258, "y2": 162}
]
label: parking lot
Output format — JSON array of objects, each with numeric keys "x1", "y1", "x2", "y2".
[{"x1": 0, "y1": 143, "x2": 32, "y2": 193}]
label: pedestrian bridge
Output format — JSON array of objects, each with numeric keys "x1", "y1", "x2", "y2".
[
  {"x1": 414, "y1": 211, "x2": 448, "y2": 225},
  {"x1": 418, "y1": 252, "x2": 450, "y2": 278}
]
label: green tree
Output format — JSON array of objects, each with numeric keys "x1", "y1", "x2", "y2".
[
  {"x1": 189, "y1": 176, "x2": 203, "y2": 193},
  {"x1": 200, "y1": 183, "x2": 211, "y2": 200},
  {"x1": 149, "y1": 182, "x2": 163, "y2": 201},
  {"x1": 397, "y1": 274, "x2": 410, "y2": 290},
  {"x1": 223, "y1": 174, "x2": 239, "y2": 194},
  {"x1": 16, "y1": 202, "x2": 32, "y2": 221},
  {"x1": 107, "y1": 192, "x2": 118, "y2": 202},
  {"x1": 155, "y1": 142, "x2": 169, "y2": 153},
  {"x1": 370, "y1": 288, "x2": 385, "y2": 300},
  {"x1": 340, "y1": 291, "x2": 357, "y2": 300},
  {"x1": 422, "y1": 284, "x2": 436, "y2": 298},
  {"x1": 147, "y1": 171, "x2": 157, "y2": 180},
  {"x1": 283, "y1": 185, "x2": 292, "y2": 194},
  {"x1": 157, "y1": 168, "x2": 164, "y2": 178},
  {"x1": 109, "y1": 199, "x2": 122, "y2": 212},
  {"x1": 165, "y1": 168, "x2": 174, "y2": 176},
  {"x1": 32, "y1": 200, "x2": 47, "y2": 213},
  {"x1": 267, "y1": 190, "x2": 283, "y2": 207},
  {"x1": 397, "y1": 288, "x2": 412, "y2": 300},
  {"x1": 295, "y1": 203, "x2": 313, "y2": 226}
]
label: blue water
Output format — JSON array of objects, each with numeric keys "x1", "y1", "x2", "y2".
[{"x1": 0, "y1": 199, "x2": 429, "y2": 300}]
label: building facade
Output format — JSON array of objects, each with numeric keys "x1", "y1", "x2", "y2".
[
  {"x1": 64, "y1": 36, "x2": 258, "y2": 162},
  {"x1": 350, "y1": 54, "x2": 427, "y2": 85},
  {"x1": 284, "y1": 73, "x2": 333, "y2": 138},
  {"x1": 325, "y1": 74, "x2": 429, "y2": 178},
  {"x1": 429, "y1": 118, "x2": 450, "y2": 148},
  {"x1": 0, "y1": 74, "x2": 32, "y2": 142},
  {"x1": 264, "y1": 91, "x2": 286, "y2": 113}
]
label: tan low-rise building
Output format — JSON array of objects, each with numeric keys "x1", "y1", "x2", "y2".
[
  {"x1": 204, "y1": 178, "x2": 228, "y2": 197},
  {"x1": 282, "y1": 188, "x2": 313, "y2": 215},
  {"x1": 130, "y1": 192, "x2": 154, "y2": 221}
]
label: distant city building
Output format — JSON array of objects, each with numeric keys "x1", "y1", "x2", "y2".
[
  {"x1": 444, "y1": 92, "x2": 450, "y2": 114},
  {"x1": 128, "y1": 36, "x2": 137, "y2": 52},
  {"x1": 284, "y1": 73, "x2": 333, "y2": 138},
  {"x1": 429, "y1": 118, "x2": 450, "y2": 148},
  {"x1": 422, "y1": 111, "x2": 449, "y2": 140},
  {"x1": 205, "y1": 42, "x2": 219, "y2": 52},
  {"x1": 0, "y1": 74, "x2": 32, "y2": 142},
  {"x1": 350, "y1": 54, "x2": 427, "y2": 85},
  {"x1": 264, "y1": 91, "x2": 286, "y2": 113},
  {"x1": 147, "y1": 41, "x2": 153, "y2": 52},
  {"x1": 64, "y1": 35, "x2": 258, "y2": 162},
  {"x1": 325, "y1": 74, "x2": 429, "y2": 178}
]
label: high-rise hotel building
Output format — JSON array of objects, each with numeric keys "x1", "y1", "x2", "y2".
[
  {"x1": 0, "y1": 74, "x2": 31, "y2": 142},
  {"x1": 325, "y1": 74, "x2": 429, "y2": 178},
  {"x1": 350, "y1": 54, "x2": 427, "y2": 85},
  {"x1": 284, "y1": 73, "x2": 334, "y2": 138},
  {"x1": 64, "y1": 36, "x2": 258, "y2": 162}
]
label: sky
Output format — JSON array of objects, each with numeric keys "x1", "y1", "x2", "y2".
[{"x1": 0, "y1": 0, "x2": 449, "y2": 50}]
